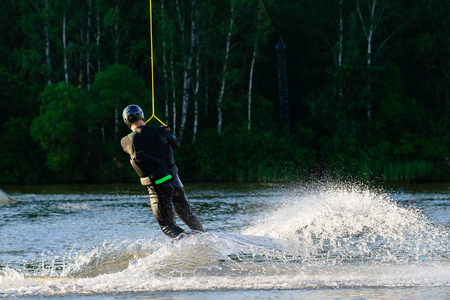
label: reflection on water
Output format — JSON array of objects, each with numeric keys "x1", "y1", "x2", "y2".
[{"x1": 0, "y1": 181, "x2": 449, "y2": 298}]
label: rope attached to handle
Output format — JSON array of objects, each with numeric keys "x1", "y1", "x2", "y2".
[{"x1": 145, "y1": 0, "x2": 167, "y2": 127}]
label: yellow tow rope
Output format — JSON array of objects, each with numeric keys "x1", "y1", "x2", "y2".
[{"x1": 145, "y1": 0, "x2": 167, "y2": 127}]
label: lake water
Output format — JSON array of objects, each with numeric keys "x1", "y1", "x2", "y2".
[{"x1": 1, "y1": 181, "x2": 449, "y2": 299}]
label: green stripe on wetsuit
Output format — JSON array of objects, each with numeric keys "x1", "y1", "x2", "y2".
[{"x1": 155, "y1": 174, "x2": 172, "y2": 185}]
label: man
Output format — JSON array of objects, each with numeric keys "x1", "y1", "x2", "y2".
[{"x1": 120, "y1": 104, "x2": 204, "y2": 238}]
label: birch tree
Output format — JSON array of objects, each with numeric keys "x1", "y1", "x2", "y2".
[
  {"x1": 16, "y1": 0, "x2": 56, "y2": 85},
  {"x1": 338, "y1": 0, "x2": 344, "y2": 101},
  {"x1": 356, "y1": 0, "x2": 404, "y2": 123},
  {"x1": 192, "y1": 11, "x2": 200, "y2": 143},
  {"x1": 105, "y1": 0, "x2": 126, "y2": 65},
  {"x1": 155, "y1": 0, "x2": 178, "y2": 132},
  {"x1": 176, "y1": 0, "x2": 197, "y2": 140},
  {"x1": 86, "y1": 0, "x2": 92, "y2": 89},
  {"x1": 247, "y1": 9, "x2": 261, "y2": 132},
  {"x1": 95, "y1": 0, "x2": 101, "y2": 71},
  {"x1": 170, "y1": 38, "x2": 177, "y2": 136},
  {"x1": 62, "y1": 12, "x2": 69, "y2": 83},
  {"x1": 41, "y1": 0, "x2": 52, "y2": 85},
  {"x1": 160, "y1": 0, "x2": 169, "y2": 124},
  {"x1": 217, "y1": 0, "x2": 235, "y2": 135},
  {"x1": 114, "y1": 1, "x2": 120, "y2": 64}
]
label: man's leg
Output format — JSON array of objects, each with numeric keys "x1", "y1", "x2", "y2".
[
  {"x1": 172, "y1": 184, "x2": 204, "y2": 232},
  {"x1": 147, "y1": 184, "x2": 186, "y2": 238}
]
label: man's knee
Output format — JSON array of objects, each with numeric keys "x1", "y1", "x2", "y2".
[{"x1": 173, "y1": 185, "x2": 185, "y2": 199}]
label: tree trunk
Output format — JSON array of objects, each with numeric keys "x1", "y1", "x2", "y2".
[
  {"x1": 357, "y1": 0, "x2": 382, "y2": 123},
  {"x1": 338, "y1": 0, "x2": 343, "y2": 101},
  {"x1": 174, "y1": 0, "x2": 184, "y2": 137},
  {"x1": 178, "y1": 0, "x2": 196, "y2": 141},
  {"x1": 204, "y1": 68, "x2": 209, "y2": 115},
  {"x1": 248, "y1": 9, "x2": 261, "y2": 132},
  {"x1": 193, "y1": 93, "x2": 199, "y2": 143},
  {"x1": 445, "y1": 87, "x2": 449, "y2": 135},
  {"x1": 217, "y1": 0, "x2": 235, "y2": 134},
  {"x1": 115, "y1": 0, "x2": 119, "y2": 64},
  {"x1": 175, "y1": 0, "x2": 185, "y2": 36},
  {"x1": 44, "y1": 0, "x2": 51, "y2": 85},
  {"x1": 193, "y1": 13, "x2": 200, "y2": 143},
  {"x1": 161, "y1": 0, "x2": 169, "y2": 124},
  {"x1": 366, "y1": 1, "x2": 375, "y2": 122},
  {"x1": 79, "y1": 27, "x2": 84, "y2": 87},
  {"x1": 96, "y1": 2, "x2": 101, "y2": 71},
  {"x1": 357, "y1": 0, "x2": 404, "y2": 127},
  {"x1": 114, "y1": 106, "x2": 118, "y2": 140},
  {"x1": 63, "y1": 13, "x2": 68, "y2": 83},
  {"x1": 86, "y1": 0, "x2": 92, "y2": 90},
  {"x1": 170, "y1": 37, "x2": 177, "y2": 136}
]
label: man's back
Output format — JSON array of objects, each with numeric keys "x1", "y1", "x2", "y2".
[{"x1": 121, "y1": 126, "x2": 178, "y2": 178}]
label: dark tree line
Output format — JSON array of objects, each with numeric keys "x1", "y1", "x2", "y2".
[{"x1": 1, "y1": 0, "x2": 449, "y2": 184}]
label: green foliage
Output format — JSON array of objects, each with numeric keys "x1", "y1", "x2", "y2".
[
  {"x1": 90, "y1": 64, "x2": 150, "y2": 133},
  {"x1": 0, "y1": 117, "x2": 45, "y2": 184},
  {"x1": 31, "y1": 82, "x2": 83, "y2": 173},
  {"x1": 27, "y1": 65, "x2": 150, "y2": 183},
  {"x1": 180, "y1": 124, "x2": 308, "y2": 183},
  {"x1": 88, "y1": 65, "x2": 151, "y2": 182},
  {"x1": 1, "y1": 0, "x2": 450, "y2": 184}
]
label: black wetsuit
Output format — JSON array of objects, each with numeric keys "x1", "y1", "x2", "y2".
[{"x1": 121, "y1": 125, "x2": 204, "y2": 238}]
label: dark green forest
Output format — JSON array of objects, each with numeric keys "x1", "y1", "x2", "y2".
[{"x1": 1, "y1": 0, "x2": 449, "y2": 184}]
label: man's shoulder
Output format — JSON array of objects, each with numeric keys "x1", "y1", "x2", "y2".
[
  {"x1": 155, "y1": 126, "x2": 173, "y2": 137},
  {"x1": 138, "y1": 125, "x2": 158, "y2": 133},
  {"x1": 120, "y1": 134, "x2": 131, "y2": 146}
]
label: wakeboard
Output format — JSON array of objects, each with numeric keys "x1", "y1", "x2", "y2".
[{"x1": 172, "y1": 230, "x2": 204, "y2": 242}]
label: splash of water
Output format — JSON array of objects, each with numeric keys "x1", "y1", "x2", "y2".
[
  {"x1": 243, "y1": 182, "x2": 449, "y2": 264},
  {"x1": 1, "y1": 182, "x2": 449, "y2": 297}
]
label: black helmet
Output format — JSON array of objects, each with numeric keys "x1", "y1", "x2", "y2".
[{"x1": 122, "y1": 104, "x2": 144, "y2": 127}]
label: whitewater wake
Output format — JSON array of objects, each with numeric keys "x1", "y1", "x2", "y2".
[{"x1": 1, "y1": 182, "x2": 449, "y2": 297}]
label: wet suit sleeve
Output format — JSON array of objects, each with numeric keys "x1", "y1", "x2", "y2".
[
  {"x1": 120, "y1": 136, "x2": 132, "y2": 155},
  {"x1": 159, "y1": 126, "x2": 179, "y2": 150}
]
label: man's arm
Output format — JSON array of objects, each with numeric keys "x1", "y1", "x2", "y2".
[
  {"x1": 159, "y1": 127, "x2": 179, "y2": 149},
  {"x1": 120, "y1": 136, "x2": 131, "y2": 154}
]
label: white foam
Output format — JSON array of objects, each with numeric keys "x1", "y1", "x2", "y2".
[
  {"x1": 1, "y1": 182, "x2": 449, "y2": 297},
  {"x1": 243, "y1": 183, "x2": 449, "y2": 263}
]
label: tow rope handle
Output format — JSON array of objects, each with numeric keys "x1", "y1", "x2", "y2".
[{"x1": 145, "y1": 0, "x2": 168, "y2": 128}]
